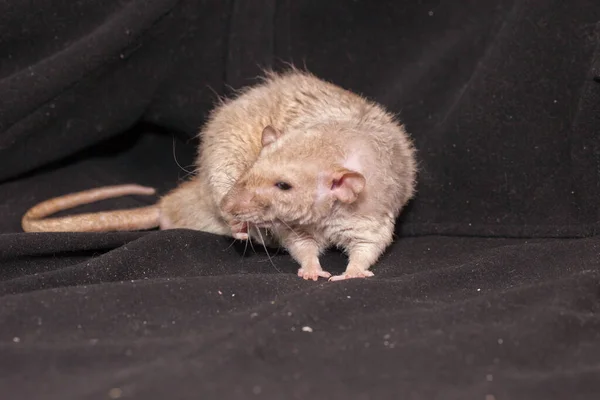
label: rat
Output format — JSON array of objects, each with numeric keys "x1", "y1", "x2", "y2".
[{"x1": 21, "y1": 68, "x2": 417, "y2": 281}]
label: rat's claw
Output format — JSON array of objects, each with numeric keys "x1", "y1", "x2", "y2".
[
  {"x1": 297, "y1": 267, "x2": 332, "y2": 281},
  {"x1": 328, "y1": 270, "x2": 374, "y2": 281}
]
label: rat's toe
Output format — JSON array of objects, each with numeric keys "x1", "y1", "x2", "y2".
[
  {"x1": 230, "y1": 221, "x2": 248, "y2": 240},
  {"x1": 297, "y1": 267, "x2": 331, "y2": 281},
  {"x1": 329, "y1": 270, "x2": 374, "y2": 281},
  {"x1": 233, "y1": 232, "x2": 249, "y2": 240}
]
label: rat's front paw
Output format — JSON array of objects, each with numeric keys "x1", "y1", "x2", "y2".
[
  {"x1": 328, "y1": 269, "x2": 374, "y2": 282},
  {"x1": 229, "y1": 221, "x2": 248, "y2": 240},
  {"x1": 297, "y1": 265, "x2": 332, "y2": 281},
  {"x1": 232, "y1": 231, "x2": 249, "y2": 240}
]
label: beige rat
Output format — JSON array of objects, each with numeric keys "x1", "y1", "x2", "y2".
[{"x1": 21, "y1": 69, "x2": 417, "y2": 281}]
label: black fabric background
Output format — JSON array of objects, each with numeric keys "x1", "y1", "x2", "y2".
[{"x1": 1, "y1": 0, "x2": 599, "y2": 399}]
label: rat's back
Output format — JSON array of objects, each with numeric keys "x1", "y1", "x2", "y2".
[
  {"x1": 194, "y1": 69, "x2": 367, "y2": 203},
  {"x1": 196, "y1": 68, "x2": 416, "y2": 217}
]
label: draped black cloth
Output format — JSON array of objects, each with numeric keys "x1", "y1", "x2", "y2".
[{"x1": 1, "y1": 1, "x2": 599, "y2": 399}]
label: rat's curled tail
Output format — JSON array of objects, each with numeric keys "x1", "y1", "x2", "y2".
[{"x1": 22, "y1": 184, "x2": 161, "y2": 233}]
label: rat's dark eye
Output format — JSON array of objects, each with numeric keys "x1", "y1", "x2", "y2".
[{"x1": 275, "y1": 181, "x2": 292, "y2": 191}]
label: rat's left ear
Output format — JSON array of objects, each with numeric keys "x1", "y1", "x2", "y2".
[
  {"x1": 261, "y1": 125, "x2": 282, "y2": 147},
  {"x1": 330, "y1": 168, "x2": 366, "y2": 203}
]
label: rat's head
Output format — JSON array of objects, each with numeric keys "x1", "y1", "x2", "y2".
[{"x1": 220, "y1": 125, "x2": 366, "y2": 228}]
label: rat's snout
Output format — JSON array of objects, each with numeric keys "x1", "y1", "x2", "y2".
[{"x1": 220, "y1": 189, "x2": 255, "y2": 216}]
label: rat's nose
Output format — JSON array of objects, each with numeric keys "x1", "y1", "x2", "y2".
[{"x1": 220, "y1": 190, "x2": 254, "y2": 215}]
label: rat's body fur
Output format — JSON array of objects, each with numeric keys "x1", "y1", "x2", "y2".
[{"x1": 22, "y1": 69, "x2": 417, "y2": 281}]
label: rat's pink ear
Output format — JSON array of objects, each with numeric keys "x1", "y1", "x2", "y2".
[
  {"x1": 330, "y1": 168, "x2": 366, "y2": 203},
  {"x1": 261, "y1": 125, "x2": 282, "y2": 147}
]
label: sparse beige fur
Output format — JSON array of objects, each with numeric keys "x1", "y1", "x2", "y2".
[{"x1": 21, "y1": 68, "x2": 417, "y2": 281}]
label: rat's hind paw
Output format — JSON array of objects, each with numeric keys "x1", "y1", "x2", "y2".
[
  {"x1": 297, "y1": 266, "x2": 332, "y2": 281},
  {"x1": 328, "y1": 270, "x2": 374, "y2": 282}
]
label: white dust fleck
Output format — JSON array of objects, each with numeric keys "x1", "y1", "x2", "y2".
[
  {"x1": 497, "y1": 338, "x2": 504, "y2": 345},
  {"x1": 108, "y1": 387, "x2": 122, "y2": 399},
  {"x1": 486, "y1": 374, "x2": 493, "y2": 381},
  {"x1": 302, "y1": 326, "x2": 313, "y2": 333},
  {"x1": 12, "y1": 337, "x2": 20, "y2": 343}
]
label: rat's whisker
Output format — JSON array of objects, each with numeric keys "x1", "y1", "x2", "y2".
[
  {"x1": 179, "y1": 168, "x2": 198, "y2": 181},
  {"x1": 242, "y1": 231, "x2": 250, "y2": 257},
  {"x1": 172, "y1": 136, "x2": 194, "y2": 174},
  {"x1": 224, "y1": 237, "x2": 238, "y2": 251},
  {"x1": 271, "y1": 244, "x2": 283, "y2": 257},
  {"x1": 247, "y1": 223, "x2": 258, "y2": 255},
  {"x1": 256, "y1": 227, "x2": 281, "y2": 273},
  {"x1": 277, "y1": 218, "x2": 301, "y2": 238}
]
